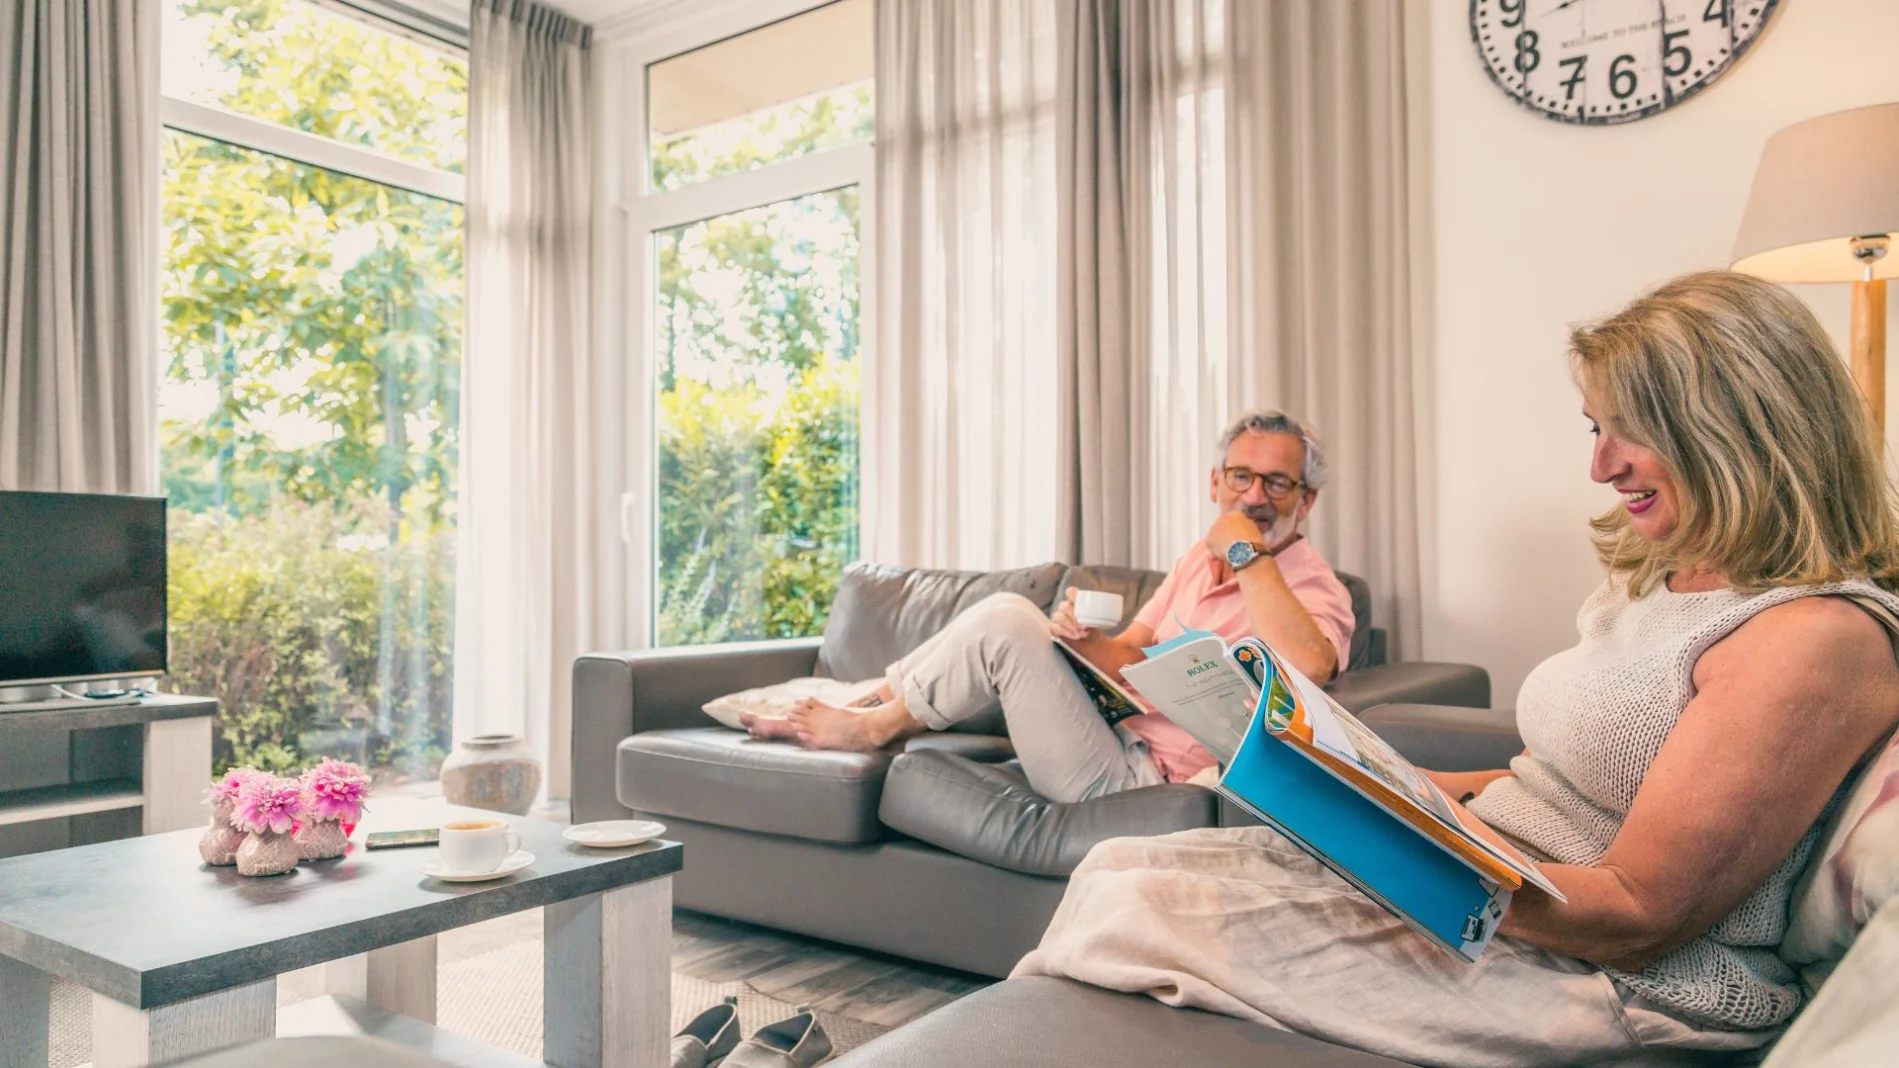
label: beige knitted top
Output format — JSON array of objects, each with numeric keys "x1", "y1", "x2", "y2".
[{"x1": 1468, "y1": 575, "x2": 1899, "y2": 1031}]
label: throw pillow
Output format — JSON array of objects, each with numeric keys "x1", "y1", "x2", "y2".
[
  {"x1": 1781, "y1": 736, "x2": 1899, "y2": 970},
  {"x1": 1761, "y1": 899, "x2": 1899, "y2": 1068},
  {"x1": 701, "y1": 677, "x2": 876, "y2": 731}
]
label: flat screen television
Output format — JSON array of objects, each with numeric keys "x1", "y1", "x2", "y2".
[{"x1": 0, "y1": 491, "x2": 168, "y2": 688}]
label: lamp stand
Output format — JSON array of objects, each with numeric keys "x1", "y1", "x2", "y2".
[{"x1": 1852, "y1": 278, "x2": 1888, "y2": 432}]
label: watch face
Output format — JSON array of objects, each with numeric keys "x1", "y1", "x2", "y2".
[
  {"x1": 1226, "y1": 541, "x2": 1260, "y2": 569},
  {"x1": 1470, "y1": 0, "x2": 1777, "y2": 125}
]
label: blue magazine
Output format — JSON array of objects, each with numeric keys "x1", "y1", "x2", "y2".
[{"x1": 1122, "y1": 631, "x2": 1561, "y2": 962}]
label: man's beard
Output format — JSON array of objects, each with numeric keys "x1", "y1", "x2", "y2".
[{"x1": 1243, "y1": 505, "x2": 1299, "y2": 550}]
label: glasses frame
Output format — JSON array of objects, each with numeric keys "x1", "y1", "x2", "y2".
[{"x1": 1221, "y1": 466, "x2": 1306, "y2": 500}]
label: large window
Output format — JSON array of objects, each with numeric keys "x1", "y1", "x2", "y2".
[
  {"x1": 640, "y1": 0, "x2": 873, "y2": 646},
  {"x1": 159, "y1": 0, "x2": 465, "y2": 780}
]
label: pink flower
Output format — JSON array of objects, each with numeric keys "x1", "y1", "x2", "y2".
[
  {"x1": 301, "y1": 760, "x2": 370, "y2": 823},
  {"x1": 232, "y1": 775, "x2": 304, "y2": 835},
  {"x1": 208, "y1": 767, "x2": 266, "y2": 804}
]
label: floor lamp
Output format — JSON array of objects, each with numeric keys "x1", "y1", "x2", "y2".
[{"x1": 1732, "y1": 103, "x2": 1899, "y2": 431}]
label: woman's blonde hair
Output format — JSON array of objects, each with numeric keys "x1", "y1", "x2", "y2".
[{"x1": 1572, "y1": 270, "x2": 1899, "y2": 595}]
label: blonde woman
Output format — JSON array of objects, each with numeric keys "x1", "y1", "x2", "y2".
[{"x1": 1013, "y1": 272, "x2": 1899, "y2": 1067}]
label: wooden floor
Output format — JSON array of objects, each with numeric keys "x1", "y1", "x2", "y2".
[{"x1": 671, "y1": 910, "x2": 992, "y2": 1029}]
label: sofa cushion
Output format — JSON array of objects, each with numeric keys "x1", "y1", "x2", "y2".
[
  {"x1": 815, "y1": 561, "x2": 1071, "y2": 684},
  {"x1": 618, "y1": 728, "x2": 1019, "y2": 845},
  {"x1": 1783, "y1": 734, "x2": 1899, "y2": 971},
  {"x1": 827, "y1": 977, "x2": 1412, "y2": 1068},
  {"x1": 878, "y1": 750, "x2": 1219, "y2": 876},
  {"x1": 619, "y1": 728, "x2": 891, "y2": 844}
]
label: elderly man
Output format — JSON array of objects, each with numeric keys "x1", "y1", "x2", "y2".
[{"x1": 744, "y1": 410, "x2": 1356, "y2": 802}]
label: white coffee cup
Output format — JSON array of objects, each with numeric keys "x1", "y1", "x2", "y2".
[
  {"x1": 438, "y1": 819, "x2": 521, "y2": 875},
  {"x1": 1072, "y1": 589, "x2": 1125, "y2": 630}
]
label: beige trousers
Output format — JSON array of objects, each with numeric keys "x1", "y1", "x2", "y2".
[{"x1": 888, "y1": 593, "x2": 1163, "y2": 802}]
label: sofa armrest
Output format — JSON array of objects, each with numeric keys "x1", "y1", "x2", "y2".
[
  {"x1": 1323, "y1": 661, "x2": 1490, "y2": 713},
  {"x1": 570, "y1": 637, "x2": 823, "y2": 824},
  {"x1": 1354, "y1": 703, "x2": 1523, "y2": 773}
]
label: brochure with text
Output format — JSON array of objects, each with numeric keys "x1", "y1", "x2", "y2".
[{"x1": 1120, "y1": 629, "x2": 1562, "y2": 961}]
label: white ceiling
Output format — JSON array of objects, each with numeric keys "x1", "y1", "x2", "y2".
[{"x1": 535, "y1": 0, "x2": 658, "y2": 24}]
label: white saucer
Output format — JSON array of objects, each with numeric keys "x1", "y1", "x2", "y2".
[
  {"x1": 420, "y1": 850, "x2": 534, "y2": 882},
  {"x1": 563, "y1": 819, "x2": 666, "y2": 848}
]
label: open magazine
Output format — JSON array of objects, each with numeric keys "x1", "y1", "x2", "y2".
[{"x1": 1116, "y1": 629, "x2": 1562, "y2": 961}]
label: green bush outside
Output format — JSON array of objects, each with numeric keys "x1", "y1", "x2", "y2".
[{"x1": 165, "y1": 501, "x2": 454, "y2": 776}]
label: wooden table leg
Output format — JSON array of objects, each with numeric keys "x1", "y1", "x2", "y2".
[
  {"x1": 142, "y1": 716, "x2": 213, "y2": 835},
  {"x1": 320, "y1": 935, "x2": 438, "y2": 1022},
  {"x1": 91, "y1": 979, "x2": 275, "y2": 1068},
  {"x1": 0, "y1": 956, "x2": 51, "y2": 1068},
  {"x1": 544, "y1": 876, "x2": 671, "y2": 1068}
]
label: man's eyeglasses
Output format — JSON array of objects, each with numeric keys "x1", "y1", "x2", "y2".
[{"x1": 1222, "y1": 467, "x2": 1305, "y2": 500}]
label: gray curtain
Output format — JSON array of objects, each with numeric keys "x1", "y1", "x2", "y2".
[
  {"x1": 1225, "y1": 0, "x2": 1421, "y2": 654},
  {"x1": 1055, "y1": 0, "x2": 1421, "y2": 652},
  {"x1": 0, "y1": 0, "x2": 160, "y2": 494},
  {"x1": 456, "y1": 0, "x2": 594, "y2": 801}
]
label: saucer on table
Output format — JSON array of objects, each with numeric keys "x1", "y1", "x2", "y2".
[
  {"x1": 563, "y1": 819, "x2": 666, "y2": 848},
  {"x1": 420, "y1": 850, "x2": 534, "y2": 882}
]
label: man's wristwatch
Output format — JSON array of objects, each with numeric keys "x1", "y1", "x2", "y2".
[{"x1": 1225, "y1": 539, "x2": 1273, "y2": 572}]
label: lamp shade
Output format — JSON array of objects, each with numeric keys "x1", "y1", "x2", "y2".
[{"x1": 1731, "y1": 102, "x2": 1899, "y2": 283}]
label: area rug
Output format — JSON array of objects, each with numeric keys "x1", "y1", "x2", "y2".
[{"x1": 49, "y1": 936, "x2": 888, "y2": 1066}]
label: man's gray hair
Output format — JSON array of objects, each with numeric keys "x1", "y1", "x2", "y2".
[{"x1": 1216, "y1": 410, "x2": 1327, "y2": 491}]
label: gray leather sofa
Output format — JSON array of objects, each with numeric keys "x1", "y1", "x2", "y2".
[{"x1": 572, "y1": 561, "x2": 1490, "y2": 978}]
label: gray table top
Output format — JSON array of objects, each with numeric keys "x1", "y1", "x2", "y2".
[{"x1": 0, "y1": 799, "x2": 681, "y2": 1009}]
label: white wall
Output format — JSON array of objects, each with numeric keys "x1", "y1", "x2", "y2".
[{"x1": 1421, "y1": 0, "x2": 1899, "y2": 704}]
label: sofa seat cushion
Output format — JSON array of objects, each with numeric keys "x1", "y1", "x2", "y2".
[
  {"x1": 618, "y1": 728, "x2": 891, "y2": 844},
  {"x1": 618, "y1": 729, "x2": 1019, "y2": 845},
  {"x1": 878, "y1": 750, "x2": 1218, "y2": 876},
  {"x1": 827, "y1": 977, "x2": 1412, "y2": 1067}
]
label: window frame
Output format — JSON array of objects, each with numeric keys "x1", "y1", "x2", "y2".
[
  {"x1": 604, "y1": 0, "x2": 877, "y2": 651},
  {"x1": 158, "y1": 1, "x2": 468, "y2": 206}
]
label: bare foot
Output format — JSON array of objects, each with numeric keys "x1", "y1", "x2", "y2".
[
  {"x1": 788, "y1": 700, "x2": 892, "y2": 752},
  {"x1": 740, "y1": 711, "x2": 800, "y2": 741}
]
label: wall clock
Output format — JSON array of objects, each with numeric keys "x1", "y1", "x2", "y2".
[{"x1": 1470, "y1": 0, "x2": 1779, "y2": 125}]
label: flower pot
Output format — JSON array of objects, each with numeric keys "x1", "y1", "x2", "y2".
[
  {"x1": 235, "y1": 830, "x2": 300, "y2": 876},
  {"x1": 199, "y1": 801, "x2": 243, "y2": 866},
  {"x1": 295, "y1": 818, "x2": 350, "y2": 860},
  {"x1": 440, "y1": 734, "x2": 542, "y2": 815}
]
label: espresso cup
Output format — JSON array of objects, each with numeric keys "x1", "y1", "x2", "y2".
[
  {"x1": 1072, "y1": 589, "x2": 1125, "y2": 630},
  {"x1": 438, "y1": 819, "x2": 521, "y2": 875}
]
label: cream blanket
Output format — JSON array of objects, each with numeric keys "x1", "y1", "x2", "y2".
[{"x1": 1012, "y1": 827, "x2": 1777, "y2": 1068}]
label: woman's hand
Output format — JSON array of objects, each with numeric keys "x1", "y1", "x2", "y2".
[{"x1": 1049, "y1": 588, "x2": 1096, "y2": 643}]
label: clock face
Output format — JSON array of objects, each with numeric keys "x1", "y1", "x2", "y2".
[{"x1": 1470, "y1": 0, "x2": 1779, "y2": 125}]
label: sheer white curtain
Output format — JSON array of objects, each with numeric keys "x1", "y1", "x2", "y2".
[
  {"x1": 867, "y1": 0, "x2": 1062, "y2": 570},
  {"x1": 456, "y1": 0, "x2": 596, "y2": 799},
  {"x1": 0, "y1": 0, "x2": 160, "y2": 494}
]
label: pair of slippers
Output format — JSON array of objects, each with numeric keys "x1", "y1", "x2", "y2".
[{"x1": 672, "y1": 995, "x2": 834, "y2": 1068}]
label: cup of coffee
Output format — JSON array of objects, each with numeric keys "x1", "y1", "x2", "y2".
[
  {"x1": 1072, "y1": 589, "x2": 1125, "y2": 630},
  {"x1": 438, "y1": 819, "x2": 521, "y2": 875}
]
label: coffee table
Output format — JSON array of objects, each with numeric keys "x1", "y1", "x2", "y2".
[{"x1": 0, "y1": 799, "x2": 681, "y2": 1068}]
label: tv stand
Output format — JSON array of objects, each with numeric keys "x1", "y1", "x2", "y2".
[
  {"x1": 0, "y1": 693, "x2": 147, "y2": 715},
  {"x1": 0, "y1": 694, "x2": 216, "y2": 859}
]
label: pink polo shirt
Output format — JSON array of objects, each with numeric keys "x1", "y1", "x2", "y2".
[{"x1": 1122, "y1": 538, "x2": 1356, "y2": 782}]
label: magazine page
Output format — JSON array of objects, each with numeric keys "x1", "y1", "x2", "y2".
[
  {"x1": 1053, "y1": 639, "x2": 1144, "y2": 726},
  {"x1": 1119, "y1": 631, "x2": 1257, "y2": 766},
  {"x1": 1256, "y1": 644, "x2": 1564, "y2": 899}
]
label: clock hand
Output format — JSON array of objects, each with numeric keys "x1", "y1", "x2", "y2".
[{"x1": 1545, "y1": 0, "x2": 1591, "y2": 12}]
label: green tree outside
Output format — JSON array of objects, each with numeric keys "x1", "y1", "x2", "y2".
[{"x1": 161, "y1": 0, "x2": 871, "y2": 773}]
